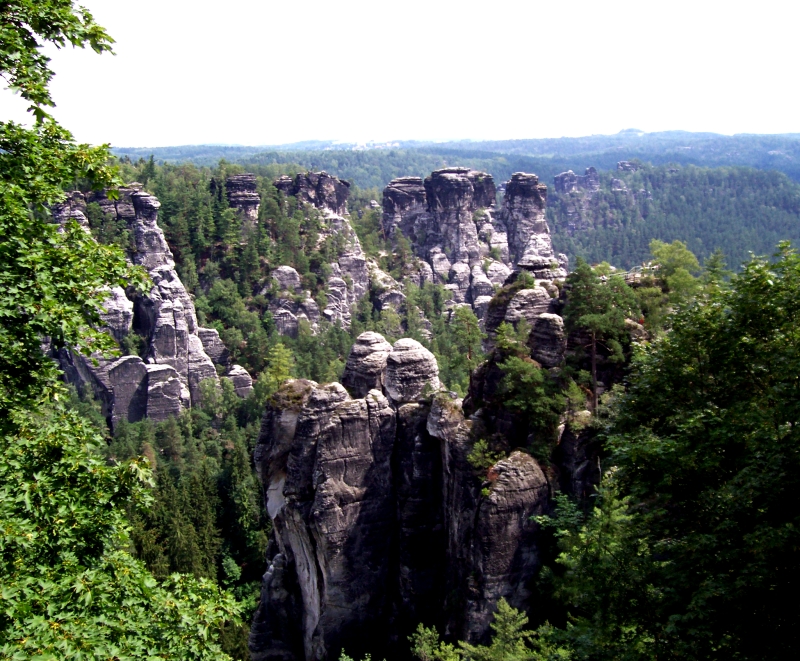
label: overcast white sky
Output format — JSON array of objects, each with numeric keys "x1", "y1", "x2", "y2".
[{"x1": 1, "y1": 0, "x2": 798, "y2": 147}]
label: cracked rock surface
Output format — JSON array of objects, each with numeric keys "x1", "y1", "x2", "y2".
[{"x1": 250, "y1": 334, "x2": 552, "y2": 661}]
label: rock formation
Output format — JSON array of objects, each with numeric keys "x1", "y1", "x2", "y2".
[
  {"x1": 496, "y1": 173, "x2": 567, "y2": 279},
  {"x1": 227, "y1": 173, "x2": 261, "y2": 233},
  {"x1": 275, "y1": 171, "x2": 350, "y2": 217},
  {"x1": 382, "y1": 169, "x2": 567, "y2": 322},
  {"x1": 553, "y1": 167, "x2": 600, "y2": 194},
  {"x1": 549, "y1": 165, "x2": 641, "y2": 236},
  {"x1": 53, "y1": 186, "x2": 251, "y2": 428},
  {"x1": 250, "y1": 334, "x2": 552, "y2": 661},
  {"x1": 271, "y1": 172, "x2": 369, "y2": 330}
]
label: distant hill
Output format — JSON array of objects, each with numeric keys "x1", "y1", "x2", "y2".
[
  {"x1": 548, "y1": 163, "x2": 800, "y2": 269},
  {"x1": 113, "y1": 130, "x2": 800, "y2": 187},
  {"x1": 112, "y1": 133, "x2": 800, "y2": 270}
]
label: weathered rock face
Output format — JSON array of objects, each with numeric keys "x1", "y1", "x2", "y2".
[
  {"x1": 251, "y1": 381, "x2": 398, "y2": 661},
  {"x1": 497, "y1": 173, "x2": 567, "y2": 279},
  {"x1": 270, "y1": 172, "x2": 369, "y2": 332},
  {"x1": 128, "y1": 189, "x2": 224, "y2": 410},
  {"x1": 385, "y1": 339, "x2": 441, "y2": 403},
  {"x1": 198, "y1": 327, "x2": 230, "y2": 367},
  {"x1": 381, "y1": 169, "x2": 504, "y2": 319},
  {"x1": 553, "y1": 167, "x2": 600, "y2": 194},
  {"x1": 381, "y1": 168, "x2": 567, "y2": 324},
  {"x1": 553, "y1": 419, "x2": 602, "y2": 500},
  {"x1": 528, "y1": 313, "x2": 567, "y2": 368},
  {"x1": 54, "y1": 186, "x2": 250, "y2": 428},
  {"x1": 275, "y1": 172, "x2": 350, "y2": 217},
  {"x1": 226, "y1": 173, "x2": 261, "y2": 231},
  {"x1": 341, "y1": 332, "x2": 392, "y2": 398},
  {"x1": 272, "y1": 265, "x2": 304, "y2": 294},
  {"x1": 251, "y1": 335, "x2": 552, "y2": 661},
  {"x1": 228, "y1": 364, "x2": 254, "y2": 398}
]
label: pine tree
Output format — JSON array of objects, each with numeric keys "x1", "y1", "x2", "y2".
[{"x1": 563, "y1": 258, "x2": 638, "y2": 410}]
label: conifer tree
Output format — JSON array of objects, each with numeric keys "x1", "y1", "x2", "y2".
[{"x1": 563, "y1": 258, "x2": 638, "y2": 410}]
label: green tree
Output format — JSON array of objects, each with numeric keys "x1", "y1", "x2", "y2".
[
  {"x1": 648, "y1": 238, "x2": 699, "y2": 278},
  {"x1": 262, "y1": 343, "x2": 295, "y2": 394},
  {"x1": 0, "y1": 3, "x2": 242, "y2": 656},
  {"x1": 410, "y1": 599, "x2": 571, "y2": 661},
  {"x1": 0, "y1": 404, "x2": 241, "y2": 658},
  {"x1": 451, "y1": 305, "x2": 485, "y2": 371},
  {"x1": 562, "y1": 258, "x2": 638, "y2": 410},
  {"x1": 547, "y1": 243, "x2": 800, "y2": 660}
]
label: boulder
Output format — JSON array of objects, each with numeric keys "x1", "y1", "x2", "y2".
[
  {"x1": 198, "y1": 327, "x2": 230, "y2": 367},
  {"x1": 469, "y1": 265, "x2": 494, "y2": 301},
  {"x1": 341, "y1": 332, "x2": 392, "y2": 398},
  {"x1": 528, "y1": 313, "x2": 567, "y2": 368},
  {"x1": 503, "y1": 287, "x2": 553, "y2": 327},
  {"x1": 145, "y1": 364, "x2": 189, "y2": 421},
  {"x1": 385, "y1": 339, "x2": 441, "y2": 403},
  {"x1": 272, "y1": 265, "x2": 303, "y2": 294},
  {"x1": 227, "y1": 364, "x2": 253, "y2": 398}
]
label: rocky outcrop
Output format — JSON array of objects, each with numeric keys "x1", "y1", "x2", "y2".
[
  {"x1": 128, "y1": 189, "x2": 224, "y2": 409},
  {"x1": 54, "y1": 186, "x2": 250, "y2": 428},
  {"x1": 227, "y1": 173, "x2": 261, "y2": 232},
  {"x1": 382, "y1": 169, "x2": 504, "y2": 318},
  {"x1": 384, "y1": 339, "x2": 441, "y2": 403},
  {"x1": 275, "y1": 172, "x2": 350, "y2": 217},
  {"x1": 553, "y1": 167, "x2": 599, "y2": 194},
  {"x1": 270, "y1": 173, "x2": 369, "y2": 331},
  {"x1": 381, "y1": 168, "x2": 567, "y2": 323},
  {"x1": 496, "y1": 173, "x2": 567, "y2": 279},
  {"x1": 228, "y1": 364, "x2": 254, "y2": 398},
  {"x1": 528, "y1": 313, "x2": 567, "y2": 368},
  {"x1": 271, "y1": 265, "x2": 304, "y2": 294},
  {"x1": 340, "y1": 332, "x2": 392, "y2": 398},
  {"x1": 250, "y1": 334, "x2": 552, "y2": 660},
  {"x1": 434, "y1": 408, "x2": 549, "y2": 641},
  {"x1": 198, "y1": 327, "x2": 230, "y2": 367}
]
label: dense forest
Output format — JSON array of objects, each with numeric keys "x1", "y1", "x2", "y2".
[
  {"x1": 110, "y1": 153, "x2": 800, "y2": 275},
  {"x1": 3, "y1": 3, "x2": 799, "y2": 661},
  {"x1": 113, "y1": 129, "x2": 800, "y2": 186},
  {"x1": 548, "y1": 163, "x2": 800, "y2": 269}
]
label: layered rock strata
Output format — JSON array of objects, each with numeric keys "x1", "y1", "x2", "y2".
[
  {"x1": 272, "y1": 173, "x2": 369, "y2": 330},
  {"x1": 497, "y1": 173, "x2": 567, "y2": 278},
  {"x1": 227, "y1": 173, "x2": 261, "y2": 233},
  {"x1": 53, "y1": 186, "x2": 250, "y2": 427},
  {"x1": 382, "y1": 169, "x2": 567, "y2": 322},
  {"x1": 250, "y1": 334, "x2": 551, "y2": 661}
]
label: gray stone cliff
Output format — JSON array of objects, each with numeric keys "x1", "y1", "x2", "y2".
[
  {"x1": 382, "y1": 169, "x2": 568, "y2": 323},
  {"x1": 53, "y1": 186, "x2": 251, "y2": 428},
  {"x1": 250, "y1": 334, "x2": 552, "y2": 661},
  {"x1": 270, "y1": 172, "x2": 369, "y2": 331}
]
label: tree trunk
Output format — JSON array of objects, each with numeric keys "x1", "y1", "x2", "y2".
[{"x1": 591, "y1": 329, "x2": 597, "y2": 412}]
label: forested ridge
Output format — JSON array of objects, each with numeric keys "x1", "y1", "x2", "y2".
[
  {"x1": 113, "y1": 128, "x2": 800, "y2": 185},
  {"x1": 548, "y1": 163, "x2": 800, "y2": 269},
  {"x1": 3, "y1": 3, "x2": 800, "y2": 660},
  {"x1": 113, "y1": 153, "x2": 800, "y2": 275}
]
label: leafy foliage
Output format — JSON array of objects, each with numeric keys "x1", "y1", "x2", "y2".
[
  {"x1": 410, "y1": 599, "x2": 571, "y2": 661},
  {"x1": 562, "y1": 258, "x2": 639, "y2": 409},
  {"x1": 0, "y1": 404, "x2": 241, "y2": 659},
  {"x1": 550, "y1": 164, "x2": 800, "y2": 269},
  {"x1": 542, "y1": 244, "x2": 800, "y2": 660}
]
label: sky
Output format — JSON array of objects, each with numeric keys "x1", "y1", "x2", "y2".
[{"x1": 2, "y1": 0, "x2": 798, "y2": 148}]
